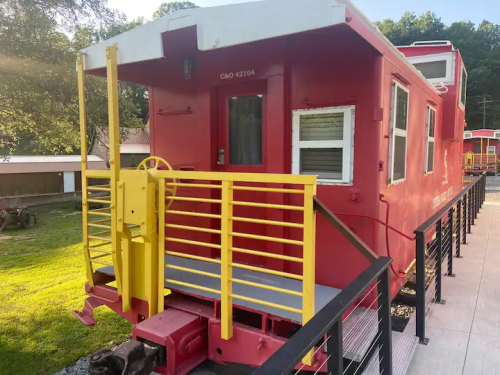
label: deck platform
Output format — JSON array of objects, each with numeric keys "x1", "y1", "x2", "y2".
[
  {"x1": 97, "y1": 255, "x2": 341, "y2": 323},
  {"x1": 406, "y1": 177, "x2": 500, "y2": 375}
]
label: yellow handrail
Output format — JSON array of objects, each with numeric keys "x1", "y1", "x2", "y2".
[{"x1": 158, "y1": 171, "x2": 317, "y2": 351}]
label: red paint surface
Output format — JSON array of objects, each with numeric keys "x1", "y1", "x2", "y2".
[
  {"x1": 135, "y1": 24, "x2": 463, "y2": 298},
  {"x1": 133, "y1": 308, "x2": 208, "y2": 375}
]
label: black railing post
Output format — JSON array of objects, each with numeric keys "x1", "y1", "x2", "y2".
[
  {"x1": 475, "y1": 182, "x2": 479, "y2": 219},
  {"x1": 463, "y1": 192, "x2": 468, "y2": 242},
  {"x1": 377, "y1": 267, "x2": 393, "y2": 375},
  {"x1": 415, "y1": 231, "x2": 428, "y2": 344},
  {"x1": 327, "y1": 321, "x2": 343, "y2": 375},
  {"x1": 445, "y1": 209, "x2": 455, "y2": 277},
  {"x1": 469, "y1": 185, "x2": 475, "y2": 226},
  {"x1": 435, "y1": 220, "x2": 443, "y2": 304},
  {"x1": 483, "y1": 174, "x2": 486, "y2": 204},
  {"x1": 481, "y1": 175, "x2": 485, "y2": 207},
  {"x1": 456, "y1": 199, "x2": 462, "y2": 257}
]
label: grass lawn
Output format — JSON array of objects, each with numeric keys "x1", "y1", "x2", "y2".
[{"x1": 0, "y1": 203, "x2": 132, "y2": 375}]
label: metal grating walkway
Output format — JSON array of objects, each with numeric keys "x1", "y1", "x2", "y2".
[{"x1": 363, "y1": 331, "x2": 419, "y2": 375}]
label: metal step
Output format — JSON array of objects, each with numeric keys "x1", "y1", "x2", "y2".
[
  {"x1": 342, "y1": 307, "x2": 379, "y2": 362},
  {"x1": 362, "y1": 331, "x2": 418, "y2": 375}
]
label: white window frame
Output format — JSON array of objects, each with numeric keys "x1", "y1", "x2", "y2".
[
  {"x1": 495, "y1": 132, "x2": 500, "y2": 139},
  {"x1": 464, "y1": 132, "x2": 472, "y2": 139},
  {"x1": 292, "y1": 106, "x2": 355, "y2": 184},
  {"x1": 425, "y1": 106, "x2": 436, "y2": 175},
  {"x1": 388, "y1": 81, "x2": 409, "y2": 185},
  {"x1": 487, "y1": 145, "x2": 496, "y2": 154},
  {"x1": 459, "y1": 64, "x2": 467, "y2": 109},
  {"x1": 407, "y1": 52, "x2": 455, "y2": 85}
]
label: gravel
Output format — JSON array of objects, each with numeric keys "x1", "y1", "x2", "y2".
[{"x1": 53, "y1": 357, "x2": 91, "y2": 375}]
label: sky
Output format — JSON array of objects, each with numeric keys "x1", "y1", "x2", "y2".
[{"x1": 107, "y1": 0, "x2": 499, "y2": 26}]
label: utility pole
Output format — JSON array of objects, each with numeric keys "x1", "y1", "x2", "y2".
[{"x1": 478, "y1": 95, "x2": 493, "y2": 128}]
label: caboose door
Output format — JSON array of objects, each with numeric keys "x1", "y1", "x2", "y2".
[
  {"x1": 216, "y1": 81, "x2": 285, "y2": 270},
  {"x1": 216, "y1": 80, "x2": 267, "y2": 173}
]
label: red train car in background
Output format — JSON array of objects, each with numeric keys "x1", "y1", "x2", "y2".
[{"x1": 75, "y1": 0, "x2": 468, "y2": 373}]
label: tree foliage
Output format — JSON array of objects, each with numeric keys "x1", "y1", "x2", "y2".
[
  {"x1": 0, "y1": 1, "x2": 145, "y2": 155},
  {"x1": 376, "y1": 12, "x2": 500, "y2": 129},
  {"x1": 153, "y1": 1, "x2": 199, "y2": 19}
]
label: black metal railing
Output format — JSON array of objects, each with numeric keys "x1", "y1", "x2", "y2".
[
  {"x1": 414, "y1": 172, "x2": 486, "y2": 344},
  {"x1": 253, "y1": 257, "x2": 393, "y2": 375}
]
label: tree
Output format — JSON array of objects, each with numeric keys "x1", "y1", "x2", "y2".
[
  {"x1": 0, "y1": 2, "x2": 145, "y2": 154},
  {"x1": 377, "y1": 12, "x2": 500, "y2": 129},
  {"x1": 153, "y1": 1, "x2": 199, "y2": 19}
]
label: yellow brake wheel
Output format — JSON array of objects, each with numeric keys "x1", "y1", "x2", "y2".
[{"x1": 137, "y1": 156, "x2": 177, "y2": 210}]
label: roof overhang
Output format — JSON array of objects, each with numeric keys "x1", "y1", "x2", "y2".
[
  {"x1": 464, "y1": 136, "x2": 498, "y2": 140},
  {"x1": 80, "y1": 0, "x2": 440, "y2": 96},
  {"x1": 81, "y1": 0, "x2": 347, "y2": 71}
]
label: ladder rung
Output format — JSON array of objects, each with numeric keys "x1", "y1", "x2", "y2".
[
  {"x1": 88, "y1": 199, "x2": 112, "y2": 204},
  {"x1": 89, "y1": 218, "x2": 111, "y2": 224},
  {"x1": 87, "y1": 185, "x2": 111, "y2": 192},
  {"x1": 88, "y1": 211, "x2": 111, "y2": 217},
  {"x1": 88, "y1": 223, "x2": 112, "y2": 229},
  {"x1": 88, "y1": 235, "x2": 109, "y2": 241},
  {"x1": 89, "y1": 247, "x2": 112, "y2": 254},
  {"x1": 90, "y1": 253, "x2": 111, "y2": 260},
  {"x1": 90, "y1": 259, "x2": 113, "y2": 266},
  {"x1": 90, "y1": 241, "x2": 111, "y2": 247}
]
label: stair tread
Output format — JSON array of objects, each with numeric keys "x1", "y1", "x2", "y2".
[
  {"x1": 342, "y1": 307, "x2": 379, "y2": 362},
  {"x1": 362, "y1": 331, "x2": 418, "y2": 375}
]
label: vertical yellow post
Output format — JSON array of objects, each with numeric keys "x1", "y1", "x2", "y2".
[
  {"x1": 302, "y1": 182, "x2": 317, "y2": 365},
  {"x1": 77, "y1": 53, "x2": 94, "y2": 287},
  {"x1": 158, "y1": 178, "x2": 166, "y2": 313},
  {"x1": 221, "y1": 180, "x2": 233, "y2": 340},
  {"x1": 106, "y1": 45, "x2": 123, "y2": 294}
]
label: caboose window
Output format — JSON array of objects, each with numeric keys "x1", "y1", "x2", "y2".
[
  {"x1": 389, "y1": 82, "x2": 409, "y2": 184},
  {"x1": 459, "y1": 65, "x2": 467, "y2": 109},
  {"x1": 229, "y1": 95, "x2": 263, "y2": 165},
  {"x1": 292, "y1": 106, "x2": 354, "y2": 183},
  {"x1": 425, "y1": 107, "x2": 436, "y2": 174},
  {"x1": 407, "y1": 52, "x2": 454, "y2": 86}
]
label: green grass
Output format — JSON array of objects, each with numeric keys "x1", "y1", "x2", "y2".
[{"x1": 0, "y1": 203, "x2": 132, "y2": 375}]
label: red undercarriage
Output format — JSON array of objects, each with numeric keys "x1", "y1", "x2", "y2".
[{"x1": 73, "y1": 281, "x2": 327, "y2": 374}]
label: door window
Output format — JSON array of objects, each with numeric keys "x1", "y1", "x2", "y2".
[{"x1": 229, "y1": 95, "x2": 263, "y2": 165}]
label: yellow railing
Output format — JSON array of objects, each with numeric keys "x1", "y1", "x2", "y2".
[
  {"x1": 463, "y1": 152, "x2": 499, "y2": 170},
  {"x1": 78, "y1": 47, "x2": 124, "y2": 294},
  {"x1": 157, "y1": 171, "x2": 317, "y2": 342}
]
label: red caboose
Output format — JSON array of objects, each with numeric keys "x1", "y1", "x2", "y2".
[{"x1": 75, "y1": 0, "x2": 467, "y2": 373}]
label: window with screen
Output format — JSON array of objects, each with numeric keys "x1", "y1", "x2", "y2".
[
  {"x1": 459, "y1": 65, "x2": 467, "y2": 108},
  {"x1": 389, "y1": 82, "x2": 409, "y2": 184},
  {"x1": 413, "y1": 60, "x2": 447, "y2": 80},
  {"x1": 464, "y1": 132, "x2": 472, "y2": 139},
  {"x1": 292, "y1": 106, "x2": 354, "y2": 183},
  {"x1": 407, "y1": 52, "x2": 454, "y2": 85},
  {"x1": 425, "y1": 107, "x2": 436, "y2": 174},
  {"x1": 228, "y1": 95, "x2": 263, "y2": 165},
  {"x1": 495, "y1": 132, "x2": 500, "y2": 139},
  {"x1": 488, "y1": 146, "x2": 496, "y2": 154}
]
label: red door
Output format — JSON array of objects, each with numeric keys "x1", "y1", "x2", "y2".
[
  {"x1": 217, "y1": 81, "x2": 267, "y2": 173},
  {"x1": 216, "y1": 81, "x2": 287, "y2": 270}
]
